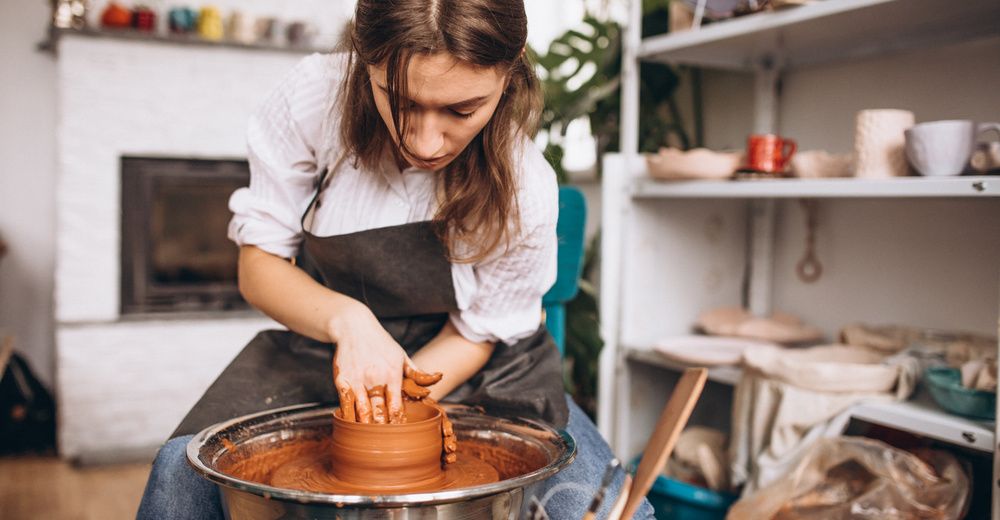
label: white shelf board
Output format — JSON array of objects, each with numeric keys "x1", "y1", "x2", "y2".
[
  {"x1": 627, "y1": 347, "x2": 996, "y2": 452},
  {"x1": 625, "y1": 347, "x2": 743, "y2": 386},
  {"x1": 638, "y1": 0, "x2": 1000, "y2": 70},
  {"x1": 632, "y1": 176, "x2": 1000, "y2": 199},
  {"x1": 850, "y1": 393, "x2": 995, "y2": 453}
]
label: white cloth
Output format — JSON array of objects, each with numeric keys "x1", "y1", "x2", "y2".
[
  {"x1": 228, "y1": 53, "x2": 558, "y2": 344},
  {"x1": 728, "y1": 344, "x2": 919, "y2": 495}
]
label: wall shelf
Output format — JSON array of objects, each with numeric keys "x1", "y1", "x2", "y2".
[
  {"x1": 38, "y1": 26, "x2": 331, "y2": 55},
  {"x1": 638, "y1": 0, "x2": 1000, "y2": 70},
  {"x1": 626, "y1": 346, "x2": 996, "y2": 453},
  {"x1": 626, "y1": 347, "x2": 742, "y2": 386},
  {"x1": 851, "y1": 394, "x2": 995, "y2": 453},
  {"x1": 631, "y1": 176, "x2": 1000, "y2": 199}
]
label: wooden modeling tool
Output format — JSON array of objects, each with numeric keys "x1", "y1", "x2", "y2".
[{"x1": 617, "y1": 368, "x2": 708, "y2": 520}]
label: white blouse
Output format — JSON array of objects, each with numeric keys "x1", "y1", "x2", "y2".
[{"x1": 228, "y1": 53, "x2": 558, "y2": 345}]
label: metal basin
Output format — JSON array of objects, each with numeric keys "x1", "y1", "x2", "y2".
[{"x1": 187, "y1": 403, "x2": 575, "y2": 519}]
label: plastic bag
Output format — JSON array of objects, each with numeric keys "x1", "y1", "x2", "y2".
[{"x1": 727, "y1": 437, "x2": 969, "y2": 520}]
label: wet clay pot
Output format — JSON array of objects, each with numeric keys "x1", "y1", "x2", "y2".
[{"x1": 330, "y1": 401, "x2": 444, "y2": 490}]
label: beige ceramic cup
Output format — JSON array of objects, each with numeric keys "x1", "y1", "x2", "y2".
[{"x1": 854, "y1": 109, "x2": 915, "y2": 178}]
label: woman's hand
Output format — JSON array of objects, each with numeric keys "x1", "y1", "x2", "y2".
[{"x1": 329, "y1": 301, "x2": 441, "y2": 424}]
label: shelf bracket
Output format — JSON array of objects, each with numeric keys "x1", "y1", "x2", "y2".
[
  {"x1": 752, "y1": 56, "x2": 781, "y2": 134},
  {"x1": 747, "y1": 199, "x2": 776, "y2": 316},
  {"x1": 745, "y1": 57, "x2": 782, "y2": 317}
]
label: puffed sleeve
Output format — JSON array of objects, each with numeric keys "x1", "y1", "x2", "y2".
[
  {"x1": 227, "y1": 53, "x2": 341, "y2": 259},
  {"x1": 449, "y1": 140, "x2": 560, "y2": 344}
]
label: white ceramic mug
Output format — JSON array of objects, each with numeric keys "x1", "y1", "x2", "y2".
[
  {"x1": 854, "y1": 109, "x2": 915, "y2": 178},
  {"x1": 905, "y1": 120, "x2": 1000, "y2": 177}
]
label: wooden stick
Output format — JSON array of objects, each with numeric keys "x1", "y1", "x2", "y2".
[
  {"x1": 620, "y1": 368, "x2": 707, "y2": 519},
  {"x1": 605, "y1": 474, "x2": 631, "y2": 520}
]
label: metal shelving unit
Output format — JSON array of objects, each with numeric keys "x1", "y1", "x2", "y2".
[{"x1": 599, "y1": 0, "x2": 1000, "y2": 515}]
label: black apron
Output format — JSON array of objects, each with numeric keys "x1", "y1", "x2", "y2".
[{"x1": 172, "y1": 168, "x2": 568, "y2": 438}]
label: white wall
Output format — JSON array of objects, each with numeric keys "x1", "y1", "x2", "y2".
[
  {"x1": 0, "y1": 0, "x2": 58, "y2": 388},
  {"x1": 701, "y1": 36, "x2": 1000, "y2": 151}
]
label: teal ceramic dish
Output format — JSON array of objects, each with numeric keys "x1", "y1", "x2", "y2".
[{"x1": 924, "y1": 366, "x2": 996, "y2": 420}]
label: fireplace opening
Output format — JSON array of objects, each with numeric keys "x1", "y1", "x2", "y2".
[{"x1": 121, "y1": 156, "x2": 250, "y2": 314}]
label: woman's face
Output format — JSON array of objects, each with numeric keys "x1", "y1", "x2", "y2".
[{"x1": 368, "y1": 53, "x2": 506, "y2": 171}]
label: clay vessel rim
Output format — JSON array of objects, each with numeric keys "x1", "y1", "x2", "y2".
[{"x1": 332, "y1": 402, "x2": 441, "y2": 428}]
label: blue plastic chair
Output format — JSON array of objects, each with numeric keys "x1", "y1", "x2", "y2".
[{"x1": 543, "y1": 186, "x2": 587, "y2": 355}]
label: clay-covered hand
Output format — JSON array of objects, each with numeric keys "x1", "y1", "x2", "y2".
[
  {"x1": 401, "y1": 365, "x2": 444, "y2": 401},
  {"x1": 329, "y1": 301, "x2": 427, "y2": 425}
]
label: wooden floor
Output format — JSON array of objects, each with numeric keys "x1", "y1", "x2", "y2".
[{"x1": 0, "y1": 456, "x2": 151, "y2": 520}]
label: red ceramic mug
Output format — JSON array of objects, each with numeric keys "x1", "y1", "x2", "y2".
[{"x1": 745, "y1": 134, "x2": 797, "y2": 174}]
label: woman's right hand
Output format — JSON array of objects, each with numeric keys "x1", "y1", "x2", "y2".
[{"x1": 329, "y1": 301, "x2": 441, "y2": 424}]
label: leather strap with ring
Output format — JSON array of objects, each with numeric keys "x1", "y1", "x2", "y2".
[
  {"x1": 797, "y1": 252, "x2": 823, "y2": 283},
  {"x1": 796, "y1": 199, "x2": 823, "y2": 283}
]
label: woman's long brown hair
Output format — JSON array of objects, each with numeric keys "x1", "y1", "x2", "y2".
[{"x1": 338, "y1": 0, "x2": 541, "y2": 262}]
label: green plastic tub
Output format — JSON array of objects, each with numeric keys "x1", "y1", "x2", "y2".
[
  {"x1": 629, "y1": 455, "x2": 738, "y2": 520},
  {"x1": 925, "y1": 366, "x2": 995, "y2": 420},
  {"x1": 645, "y1": 475, "x2": 738, "y2": 520}
]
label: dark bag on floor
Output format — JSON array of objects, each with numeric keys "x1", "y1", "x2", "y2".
[{"x1": 0, "y1": 340, "x2": 56, "y2": 455}]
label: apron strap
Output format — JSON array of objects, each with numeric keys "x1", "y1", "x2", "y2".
[{"x1": 301, "y1": 152, "x2": 348, "y2": 235}]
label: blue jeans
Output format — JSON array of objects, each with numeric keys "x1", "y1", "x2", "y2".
[{"x1": 137, "y1": 397, "x2": 654, "y2": 519}]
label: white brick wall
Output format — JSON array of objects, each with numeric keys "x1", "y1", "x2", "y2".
[
  {"x1": 54, "y1": 35, "x2": 302, "y2": 459},
  {"x1": 56, "y1": 317, "x2": 275, "y2": 457}
]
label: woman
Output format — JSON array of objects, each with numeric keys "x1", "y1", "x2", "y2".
[{"x1": 138, "y1": 1, "x2": 653, "y2": 518}]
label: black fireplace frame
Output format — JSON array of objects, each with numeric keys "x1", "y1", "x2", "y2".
[{"x1": 120, "y1": 156, "x2": 250, "y2": 315}]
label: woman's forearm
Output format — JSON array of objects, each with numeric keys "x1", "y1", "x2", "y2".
[
  {"x1": 238, "y1": 245, "x2": 369, "y2": 343},
  {"x1": 410, "y1": 321, "x2": 495, "y2": 400}
]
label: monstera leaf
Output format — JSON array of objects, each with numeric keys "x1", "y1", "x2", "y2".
[
  {"x1": 534, "y1": 15, "x2": 621, "y2": 134},
  {"x1": 533, "y1": 6, "x2": 689, "y2": 160}
]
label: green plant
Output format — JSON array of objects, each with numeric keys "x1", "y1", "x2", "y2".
[
  {"x1": 534, "y1": 1, "x2": 690, "y2": 418},
  {"x1": 534, "y1": 2, "x2": 690, "y2": 176}
]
